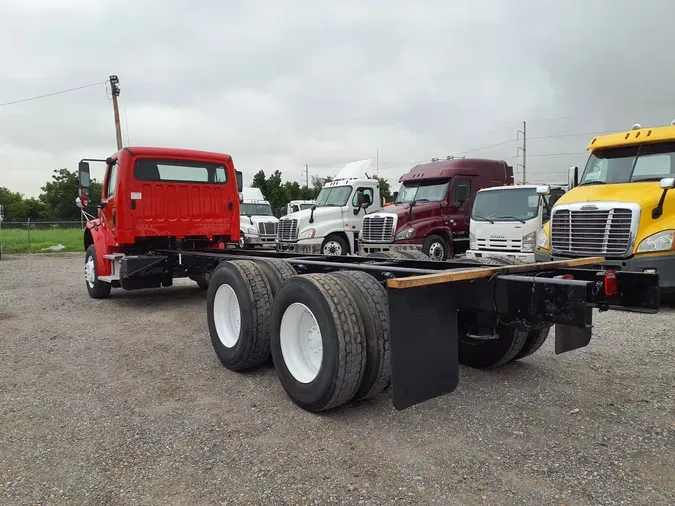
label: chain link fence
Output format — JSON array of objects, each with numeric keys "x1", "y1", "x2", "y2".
[{"x1": 0, "y1": 220, "x2": 84, "y2": 253}]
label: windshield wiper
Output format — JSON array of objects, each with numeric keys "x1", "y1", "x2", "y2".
[
  {"x1": 495, "y1": 215, "x2": 526, "y2": 224},
  {"x1": 579, "y1": 180, "x2": 606, "y2": 186},
  {"x1": 414, "y1": 198, "x2": 430, "y2": 203},
  {"x1": 472, "y1": 215, "x2": 494, "y2": 224},
  {"x1": 632, "y1": 176, "x2": 670, "y2": 182}
]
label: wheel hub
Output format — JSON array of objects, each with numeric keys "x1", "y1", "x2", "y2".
[
  {"x1": 428, "y1": 242, "x2": 445, "y2": 261},
  {"x1": 323, "y1": 241, "x2": 342, "y2": 255},
  {"x1": 279, "y1": 303, "x2": 324, "y2": 383},
  {"x1": 85, "y1": 257, "x2": 95, "y2": 287}
]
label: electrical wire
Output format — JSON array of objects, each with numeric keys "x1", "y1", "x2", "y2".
[{"x1": 0, "y1": 81, "x2": 107, "y2": 108}]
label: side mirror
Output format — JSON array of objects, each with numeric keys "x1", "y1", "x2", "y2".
[
  {"x1": 78, "y1": 161, "x2": 91, "y2": 205},
  {"x1": 659, "y1": 177, "x2": 675, "y2": 190},
  {"x1": 653, "y1": 177, "x2": 675, "y2": 219},
  {"x1": 568, "y1": 166, "x2": 579, "y2": 189},
  {"x1": 355, "y1": 191, "x2": 364, "y2": 208},
  {"x1": 536, "y1": 185, "x2": 550, "y2": 196},
  {"x1": 238, "y1": 192, "x2": 243, "y2": 204},
  {"x1": 235, "y1": 170, "x2": 243, "y2": 193},
  {"x1": 392, "y1": 191, "x2": 399, "y2": 202}
]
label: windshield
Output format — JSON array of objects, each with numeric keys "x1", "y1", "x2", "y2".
[
  {"x1": 472, "y1": 188, "x2": 540, "y2": 221},
  {"x1": 315, "y1": 186, "x2": 352, "y2": 207},
  {"x1": 240, "y1": 203, "x2": 273, "y2": 216},
  {"x1": 580, "y1": 141, "x2": 675, "y2": 185},
  {"x1": 395, "y1": 180, "x2": 450, "y2": 204}
]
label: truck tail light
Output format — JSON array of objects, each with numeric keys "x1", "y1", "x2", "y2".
[
  {"x1": 604, "y1": 270, "x2": 618, "y2": 297},
  {"x1": 554, "y1": 274, "x2": 574, "y2": 280}
]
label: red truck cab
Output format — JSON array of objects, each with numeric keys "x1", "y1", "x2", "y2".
[
  {"x1": 358, "y1": 157, "x2": 514, "y2": 260},
  {"x1": 78, "y1": 146, "x2": 242, "y2": 297}
]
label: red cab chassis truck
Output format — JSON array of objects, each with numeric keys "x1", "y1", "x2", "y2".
[{"x1": 77, "y1": 147, "x2": 660, "y2": 413}]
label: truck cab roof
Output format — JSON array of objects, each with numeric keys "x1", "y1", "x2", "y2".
[
  {"x1": 399, "y1": 158, "x2": 513, "y2": 183},
  {"x1": 115, "y1": 146, "x2": 233, "y2": 163}
]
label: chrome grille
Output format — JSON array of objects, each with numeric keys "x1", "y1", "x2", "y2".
[
  {"x1": 361, "y1": 215, "x2": 395, "y2": 242},
  {"x1": 277, "y1": 218, "x2": 298, "y2": 241},
  {"x1": 551, "y1": 208, "x2": 633, "y2": 256},
  {"x1": 476, "y1": 238, "x2": 521, "y2": 252},
  {"x1": 258, "y1": 222, "x2": 277, "y2": 236}
]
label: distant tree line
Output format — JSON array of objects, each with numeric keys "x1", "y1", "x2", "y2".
[
  {"x1": 0, "y1": 169, "x2": 102, "y2": 221},
  {"x1": 0, "y1": 167, "x2": 391, "y2": 221}
]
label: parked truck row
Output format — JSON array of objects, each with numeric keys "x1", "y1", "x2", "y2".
[{"x1": 75, "y1": 144, "x2": 660, "y2": 413}]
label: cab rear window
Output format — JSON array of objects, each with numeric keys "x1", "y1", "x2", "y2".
[{"x1": 134, "y1": 159, "x2": 228, "y2": 184}]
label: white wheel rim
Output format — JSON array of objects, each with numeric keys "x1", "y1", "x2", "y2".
[
  {"x1": 213, "y1": 284, "x2": 241, "y2": 348},
  {"x1": 280, "y1": 303, "x2": 323, "y2": 383},
  {"x1": 323, "y1": 241, "x2": 342, "y2": 255},
  {"x1": 428, "y1": 242, "x2": 445, "y2": 261},
  {"x1": 85, "y1": 257, "x2": 95, "y2": 288}
]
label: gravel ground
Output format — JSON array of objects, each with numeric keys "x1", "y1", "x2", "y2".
[{"x1": 1, "y1": 253, "x2": 674, "y2": 506}]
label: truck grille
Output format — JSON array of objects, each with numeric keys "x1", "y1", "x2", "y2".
[
  {"x1": 258, "y1": 222, "x2": 277, "y2": 236},
  {"x1": 277, "y1": 218, "x2": 298, "y2": 241},
  {"x1": 361, "y1": 215, "x2": 395, "y2": 242},
  {"x1": 551, "y1": 208, "x2": 633, "y2": 257},
  {"x1": 476, "y1": 238, "x2": 521, "y2": 252}
]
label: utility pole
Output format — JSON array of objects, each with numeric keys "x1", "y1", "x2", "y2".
[
  {"x1": 517, "y1": 120, "x2": 526, "y2": 184},
  {"x1": 305, "y1": 164, "x2": 309, "y2": 188},
  {"x1": 376, "y1": 149, "x2": 379, "y2": 176},
  {"x1": 109, "y1": 75, "x2": 123, "y2": 150}
]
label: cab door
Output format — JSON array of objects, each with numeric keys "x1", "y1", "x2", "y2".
[
  {"x1": 100, "y1": 158, "x2": 119, "y2": 243},
  {"x1": 447, "y1": 178, "x2": 473, "y2": 249}
]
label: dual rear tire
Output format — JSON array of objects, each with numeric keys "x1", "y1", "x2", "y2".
[{"x1": 207, "y1": 260, "x2": 391, "y2": 412}]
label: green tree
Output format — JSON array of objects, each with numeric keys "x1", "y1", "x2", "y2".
[
  {"x1": 0, "y1": 187, "x2": 28, "y2": 220},
  {"x1": 373, "y1": 175, "x2": 391, "y2": 201},
  {"x1": 39, "y1": 169, "x2": 81, "y2": 220},
  {"x1": 311, "y1": 175, "x2": 332, "y2": 194}
]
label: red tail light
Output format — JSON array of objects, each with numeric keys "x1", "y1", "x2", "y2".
[
  {"x1": 561, "y1": 274, "x2": 574, "y2": 280},
  {"x1": 604, "y1": 270, "x2": 618, "y2": 297}
]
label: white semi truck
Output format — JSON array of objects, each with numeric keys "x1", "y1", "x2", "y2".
[
  {"x1": 276, "y1": 159, "x2": 381, "y2": 255},
  {"x1": 238, "y1": 187, "x2": 279, "y2": 248},
  {"x1": 465, "y1": 184, "x2": 565, "y2": 263},
  {"x1": 284, "y1": 200, "x2": 315, "y2": 215}
]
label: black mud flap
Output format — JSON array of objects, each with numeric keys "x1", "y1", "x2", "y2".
[
  {"x1": 555, "y1": 321, "x2": 593, "y2": 354},
  {"x1": 388, "y1": 283, "x2": 459, "y2": 411}
]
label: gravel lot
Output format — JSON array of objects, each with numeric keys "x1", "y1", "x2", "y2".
[{"x1": 1, "y1": 253, "x2": 674, "y2": 505}]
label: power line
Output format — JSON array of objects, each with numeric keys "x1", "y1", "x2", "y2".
[{"x1": 0, "y1": 81, "x2": 106, "y2": 108}]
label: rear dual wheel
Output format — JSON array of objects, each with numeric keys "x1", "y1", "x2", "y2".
[{"x1": 269, "y1": 271, "x2": 391, "y2": 412}]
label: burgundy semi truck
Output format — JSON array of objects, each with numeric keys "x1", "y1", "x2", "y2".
[{"x1": 358, "y1": 157, "x2": 514, "y2": 260}]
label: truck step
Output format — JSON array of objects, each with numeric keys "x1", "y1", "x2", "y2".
[
  {"x1": 103, "y1": 253, "x2": 125, "y2": 260},
  {"x1": 98, "y1": 275, "x2": 120, "y2": 283}
]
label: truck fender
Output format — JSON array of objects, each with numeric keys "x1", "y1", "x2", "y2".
[
  {"x1": 83, "y1": 220, "x2": 111, "y2": 276},
  {"x1": 426, "y1": 226, "x2": 455, "y2": 256}
]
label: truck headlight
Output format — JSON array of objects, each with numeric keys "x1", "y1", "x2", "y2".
[
  {"x1": 469, "y1": 232, "x2": 477, "y2": 250},
  {"x1": 298, "y1": 228, "x2": 316, "y2": 240},
  {"x1": 247, "y1": 227, "x2": 258, "y2": 235},
  {"x1": 636, "y1": 230, "x2": 675, "y2": 253},
  {"x1": 522, "y1": 231, "x2": 537, "y2": 252},
  {"x1": 536, "y1": 228, "x2": 548, "y2": 249},
  {"x1": 395, "y1": 227, "x2": 416, "y2": 241}
]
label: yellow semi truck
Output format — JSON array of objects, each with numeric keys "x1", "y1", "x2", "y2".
[{"x1": 536, "y1": 122, "x2": 675, "y2": 294}]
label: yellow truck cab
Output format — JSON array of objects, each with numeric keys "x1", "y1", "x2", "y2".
[{"x1": 536, "y1": 122, "x2": 675, "y2": 294}]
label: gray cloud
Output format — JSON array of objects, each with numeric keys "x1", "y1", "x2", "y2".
[{"x1": 2, "y1": 0, "x2": 675, "y2": 196}]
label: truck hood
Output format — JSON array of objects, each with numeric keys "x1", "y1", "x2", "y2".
[
  {"x1": 283, "y1": 206, "x2": 343, "y2": 231},
  {"x1": 241, "y1": 215, "x2": 279, "y2": 227},
  {"x1": 557, "y1": 182, "x2": 665, "y2": 208},
  {"x1": 374, "y1": 201, "x2": 441, "y2": 227}
]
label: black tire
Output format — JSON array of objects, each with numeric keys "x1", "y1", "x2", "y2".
[
  {"x1": 270, "y1": 274, "x2": 366, "y2": 412},
  {"x1": 397, "y1": 250, "x2": 430, "y2": 261},
  {"x1": 190, "y1": 274, "x2": 210, "y2": 289},
  {"x1": 366, "y1": 251, "x2": 407, "y2": 259},
  {"x1": 332, "y1": 271, "x2": 390, "y2": 400},
  {"x1": 252, "y1": 258, "x2": 297, "y2": 296},
  {"x1": 422, "y1": 234, "x2": 449, "y2": 261},
  {"x1": 513, "y1": 327, "x2": 551, "y2": 360},
  {"x1": 321, "y1": 234, "x2": 349, "y2": 256},
  {"x1": 85, "y1": 244, "x2": 111, "y2": 299},
  {"x1": 207, "y1": 260, "x2": 273, "y2": 371},
  {"x1": 458, "y1": 323, "x2": 529, "y2": 369}
]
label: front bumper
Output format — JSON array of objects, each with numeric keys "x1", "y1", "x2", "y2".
[
  {"x1": 535, "y1": 250, "x2": 675, "y2": 293},
  {"x1": 276, "y1": 239, "x2": 323, "y2": 255},
  {"x1": 259, "y1": 235, "x2": 276, "y2": 245},
  {"x1": 358, "y1": 242, "x2": 423, "y2": 256},
  {"x1": 465, "y1": 249, "x2": 534, "y2": 263},
  {"x1": 245, "y1": 234, "x2": 262, "y2": 245}
]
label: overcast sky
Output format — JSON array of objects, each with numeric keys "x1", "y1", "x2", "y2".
[{"x1": 2, "y1": 0, "x2": 675, "y2": 197}]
